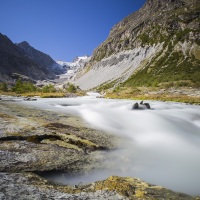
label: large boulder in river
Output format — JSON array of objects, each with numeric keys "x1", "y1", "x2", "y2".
[{"x1": 132, "y1": 101, "x2": 151, "y2": 110}]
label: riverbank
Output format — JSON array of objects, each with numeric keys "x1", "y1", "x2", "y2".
[
  {"x1": 105, "y1": 87, "x2": 200, "y2": 104},
  {"x1": 0, "y1": 101, "x2": 199, "y2": 199},
  {"x1": 0, "y1": 101, "x2": 117, "y2": 172}
]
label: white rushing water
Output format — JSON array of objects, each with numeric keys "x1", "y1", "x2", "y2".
[{"x1": 19, "y1": 96, "x2": 200, "y2": 196}]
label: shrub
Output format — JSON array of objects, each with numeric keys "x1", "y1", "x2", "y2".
[
  {"x1": 0, "y1": 82, "x2": 8, "y2": 92},
  {"x1": 42, "y1": 84, "x2": 56, "y2": 93},
  {"x1": 12, "y1": 79, "x2": 37, "y2": 93},
  {"x1": 66, "y1": 83, "x2": 77, "y2": 93}
]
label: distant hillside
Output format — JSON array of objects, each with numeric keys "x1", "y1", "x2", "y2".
[
  {"x1": 16, "y1": 41, "x2": 63, "y2": 74},
  {"x1": 74, "y1": 0, "x2": 200, "y2": 90},
  {"x1": 0, "y1": 33, "x2": 63, "y2": 83}
]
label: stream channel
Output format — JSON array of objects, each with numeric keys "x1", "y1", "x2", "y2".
[{"x1": 17, "y1": 94, "x2": 200, "y2": 196}]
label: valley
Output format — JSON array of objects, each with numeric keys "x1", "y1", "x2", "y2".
[{"x1": 0, "y1": 0, "x2": 200, "y2": 199}]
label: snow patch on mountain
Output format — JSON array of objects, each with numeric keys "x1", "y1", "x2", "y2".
[
  {"x1": 57, "y1": 56, "x2": 90, "y2": 70},
  {"x1": 56, "y1": 56, "x2": 91, "y2": 81}
]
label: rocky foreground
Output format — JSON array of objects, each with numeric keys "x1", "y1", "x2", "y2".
[{"x1": 0, "y1": 101, "x2": 199, "y2": 200}]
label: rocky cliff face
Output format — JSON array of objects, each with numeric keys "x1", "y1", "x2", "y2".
[
  {"x1": 75, "y1": 0, "x2": 200, "y2": 90},
  {"x1": 0, "y1": 34, "x2": 62, "y2": 83},
  {"x1": 16, "y1": 41, "x2": 63, "y2": 74}
]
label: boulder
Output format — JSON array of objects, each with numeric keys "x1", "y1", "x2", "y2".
[
  {"x1": 132, "y1": 101, "x2": 151, "y2": 110},
  {"x1": 132, "y1": 102, "x2": 139, "y2": 109},
  {"x1": 140, "y1": 101, "x2": 151, "y2": 109}
]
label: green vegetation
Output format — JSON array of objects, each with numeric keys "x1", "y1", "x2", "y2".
[
  {"x1": 63, "y1": 82, "x2": 80, "y2": 93},
  {"x1": 92, "y1": 37, "x2": 200, "y2": 105},
  {"x1": 123, "y1": 47, "x2": 200, "y2": 88},
  {"x1": 12, "y1": 79, "x2": 37, "y2": 93},
  {"x1": 0, "y1": 79, "x2": 83, "y2": 98},
  {"x1": 138, "y1": 33, "x2": 150, "y2": 44},
  {"x1": 83, "y1": 65, "x2": 91, "y2": 75},
  {"x1": 41, "y1": 84, "x2": 56, "y2": 93},
  {"x1": 137, "y1": 25, "x2": 195, "y2": 46},
  {"x1": 95, "y1": 80, "x2": 118, "y2": 92},
  {"x1": 176, "y1": 28, "x2": 191, "y2": 42},
  {"x1": 106, "y1": 87, "x2": 200, "y2": 105},
  {"x1": 95, "y1": 48, "x2": 106, "y2": 62},
  {"x1": 0, "y1": 82, "x2": 8, "y2": 92},
  {"x1": 11, "y1": 79, "x2": 58, "y2": 94},
  {"x1": 137, "y1": 25, "x2": 169, "y2": 45},
  {"x1": 66, "y1": 83, "x2": 77, "y2": 93},
  {"x1": 39, "y1": 93, "x2": 66, "y2": 98}
]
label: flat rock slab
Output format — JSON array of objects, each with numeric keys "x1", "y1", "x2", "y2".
[
  {"x1": 0, "y1": 140, "x2": 85, "y2": 172},
  {"x1": 0, "y1": 102, "x2": 118, "y2": 173},
  {"x1": 0, "y1": 172, "x2": 198, "y2": 200},
  {"x1": 0, "y1": 172, "x2": 96, "y2": 200}
]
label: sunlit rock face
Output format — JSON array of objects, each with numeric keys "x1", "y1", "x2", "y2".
[
  {"x1": 74, "y1": 0, "x2": 200, "y2": 90},
  {"x1": 75, "y1": 44, "x2": 163, "y2": 90},
  {"x1": 0, "y1": 173, "x2": 196, "y2": 200}
]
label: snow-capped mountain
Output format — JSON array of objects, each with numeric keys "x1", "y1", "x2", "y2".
[
  {"x1": 56, "y1": 55, "x2": 91, "y2": 81},
  {"x1": 57, "y1": 56, "x2": 90, "y2": 71},
  {"x1": 56, "y1": 60, "x2": 70, "y2": 67}
]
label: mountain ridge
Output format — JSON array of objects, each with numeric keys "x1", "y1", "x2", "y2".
[
  {"x1": 0, "y1": 33, "x2": 63, "y2": 83},
  {"x1": 74, "y1": 0, "x2": 200, "y2": 90},
  {"x1": 16, "y1": 41, "x2": 63, "y2": 74}
]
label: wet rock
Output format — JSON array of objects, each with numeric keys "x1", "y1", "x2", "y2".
[
  {"x1": 23, "y1": 97, "x2": 37, "y2": 101},
  {"x1": 0, "y1": 173, "x2": 198, "y2": 200},
  {"x1": 132, "y1": 102, "x2": 139, "y2": 109},
  {"x1": 132, "y1": 101, "x2": 151, "y2": 110},
  {"x1": 0, "y1": 140, "x2": 86, "y2": 172},
  {"x1": 84, "y1": 176, "x2": 198, "y2": 200},
  {"x1": 0, "y1": 102, "x2": 117, "y2": 174},
  {"x1": 0, "y1": 172, "x2": 86, "y2": 200},
  {"x1": 140, "y1": 100, "x2": 151, "y2": 109},
  {"x1": 0, "y1": 172, "x2": 126, "y2": 200}
]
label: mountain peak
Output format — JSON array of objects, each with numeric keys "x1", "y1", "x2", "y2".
[
  {"x1": 0, "y1": 34, "x2": 57, "y2": 82},
  {"x1": 18, "y1": 41, "x2": 30, "y2": 47},
  {"x1": 145, "y1": 0, "x2": 198, "y2": 9},
  {"x1": 16, "y1": 40, "x2": 63, "y2": 74},
  {"x1": 16, "y1": 41, "x2": 32, "y2": 50}
]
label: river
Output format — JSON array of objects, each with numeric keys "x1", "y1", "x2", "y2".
[{"x1": 17, "y1": 95, "x2": 200, "y2": 196}]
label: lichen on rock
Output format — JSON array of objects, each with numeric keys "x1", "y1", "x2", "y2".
[{"x1": 0, "y1": 102, "x2": 199, "y2": 199}]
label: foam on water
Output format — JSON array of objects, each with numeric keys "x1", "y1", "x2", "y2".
[
  {"x1": 74, "y1": 99, "x2": 200, "y2": 196},
  {"x1": 18, "y1": 97, "x2": 200, "y2": 195}
]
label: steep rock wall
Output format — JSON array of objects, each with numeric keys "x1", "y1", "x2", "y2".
[
  {"x1": 74, "y1": 0, "x2": 200, "y2": 90},
  {"x1": 75, "y1": 44, "x2": 163, "y2": 90}
]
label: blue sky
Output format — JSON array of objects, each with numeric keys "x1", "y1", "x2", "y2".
[{"x1": 0, "y1": 0, "x2": 146, "y2": 61}]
